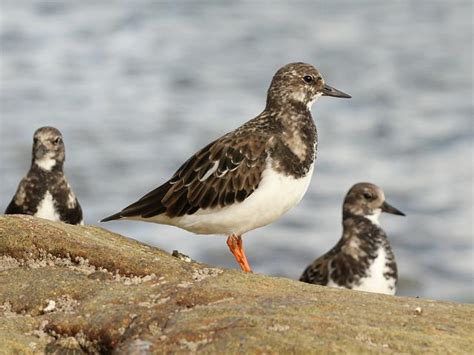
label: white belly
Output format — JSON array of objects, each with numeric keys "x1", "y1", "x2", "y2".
[
  {"x1": 138, "y1": 163, "x2": 314, "y2": 235},
  {"x1": 327, "y1": 247, "x2": 396, "y2": 295},
  {"x1": 35, "y1": 191, "x2": 60, "y2": 222},
  {"x1": 352, "y1": 247, "x2": 396, "y2": 295}
]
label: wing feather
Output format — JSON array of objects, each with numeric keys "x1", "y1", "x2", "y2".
[
  {"x1": 299, "y1": 258, "x2": 330, "y2": 285},
  {"x1": 102, "y1": 134, "x2": 269, "y2": 221}
]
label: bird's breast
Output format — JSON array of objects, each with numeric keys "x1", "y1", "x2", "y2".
[
  {"x1": 347, "y1": 246, "x2": 397, "y2": 295},
  {"x1": 34, "y1": 191, "x2": 61, "y2": 221}
]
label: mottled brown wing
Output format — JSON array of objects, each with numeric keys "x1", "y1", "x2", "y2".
[
  {"x1": 299, "y1": 237, "x2": 348, "y2": 285},
  {"x1": 104, "y1": 134, "x2": 268, "y2": 221},
  {"x1": 5, "y1": 175, "x2": 43, "y2": 216},
  {"x1": 299, "y1": 257, "x2": 331, "y2": 285},
  {"x1": 4, "y1": 197, "x2": 26, "y2": 215}
]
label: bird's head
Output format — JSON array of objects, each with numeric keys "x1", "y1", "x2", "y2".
[
  {"x1": 266, "y1": 62, "x2": 351, "y2": 111},
  {"x1": 32, "y1": 126, "x2": 65, "y2": 171},
  {"x1": 343, "y1": 182, "x2": 405, "y2": 224}
]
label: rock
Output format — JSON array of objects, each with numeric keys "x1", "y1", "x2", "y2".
[{"x1": 0, "y1": 215, "x2": 473, "y2": 354}]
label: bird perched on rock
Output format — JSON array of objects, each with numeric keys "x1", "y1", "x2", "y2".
[
  {"x1": 101, "y1": 62, "x2": 351, "y2": 272},
  {"x1": 5, "y1": 127, "x2": 83, "y2": 225},
  {"x1": 300, "y1": 182, "x2": 405, "y2": 295}
]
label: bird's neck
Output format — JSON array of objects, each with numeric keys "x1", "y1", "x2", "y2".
[
  {"x1": 335, "y1": 215, "x2": 389, "y2": 265},
  {"x1": 341, "y1": 214, "x2": 386, "y2": 244},
  {"x1": 267, "y1": 102, "x2": 317, "y2": 161},
  {"x1": 266, "y1": 95, "x2": 309, "y2": 115},
  {"x1": 32, "y1": 156, "x2": 64, "y2": 173},
  {"x1": 343, "y1": 209, "x2": 382, "y2": 227}
]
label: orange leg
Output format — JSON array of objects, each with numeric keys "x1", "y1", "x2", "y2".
[{"x1": 226, "y1": 234, "x2": 252, "y2": 273}]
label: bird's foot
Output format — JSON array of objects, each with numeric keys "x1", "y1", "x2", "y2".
[{"x1": 226, "y1": 234, "x2": 252, "y2": 273}]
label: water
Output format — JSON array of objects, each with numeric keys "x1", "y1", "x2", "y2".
[{"x1": 1, "y1": 1, "x2": 472, "y2": 303}]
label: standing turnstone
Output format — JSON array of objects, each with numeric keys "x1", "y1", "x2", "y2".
[
  {"x1": 101, "y1": 62, "x2": 351, "y2": 272},
  {"x1": 300, "y1": 183, "x2": 405, "y2": 295},
  {"x1": 5, "y1": 127, "x2": 83, "y2": 225}
]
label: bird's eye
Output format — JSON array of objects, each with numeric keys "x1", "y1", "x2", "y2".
[
  {"x1": 363, "y1": 192, "x2": 373, "y2": 200},
  {"x1": 303, "y1": 75, "x2": 314, "y2": 83},
  {"x1": 53, "y1": 137, "x2": 62, "y2": 145}
]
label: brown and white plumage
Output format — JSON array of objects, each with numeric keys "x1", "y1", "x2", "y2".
[
  {"x1": 300, "y1": 183, "x2": 405, "y2": 295},
  {"x1": 106, "y1": 133, "x2": 268, "y2": 222},
  {"x1": 102, "y1": 62, "x2": 351, "y2": 272},
  {"x1": 5, "y1": 127, "x2": 83, "y2": 225}
]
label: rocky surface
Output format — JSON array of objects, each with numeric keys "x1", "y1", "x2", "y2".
[{"x1": 0, "y1": 215, "x2": 472, "y2": 354}]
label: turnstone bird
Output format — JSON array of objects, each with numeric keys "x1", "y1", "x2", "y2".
[
  {"x1": 101, "y1": 62, "x2": 351, "y2": 272},
  {"x1": 5, "y1": 127, "x2": 83, "y2": 225},
  {"x1": 300, "y1": 182, "x2": 405, "y2": 295}
]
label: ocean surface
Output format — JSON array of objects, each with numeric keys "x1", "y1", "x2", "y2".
[{"x1": 1, "y1": 1, "x2": 472, "y2": 303}]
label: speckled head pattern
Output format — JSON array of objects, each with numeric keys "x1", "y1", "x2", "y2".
[
  {"x1": 343, "y1": 182, "x2": 405, "y2": 219},
  {"x1": 266, "y1": 62, "x2": 351, "y2": 110},
  {"x1": 32, "y1": 126, "x2": 65, "y2": 170}
]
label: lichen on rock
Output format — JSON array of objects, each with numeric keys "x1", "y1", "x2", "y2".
[{"x1": 0, "y1": 215, "x2": 473, "y2": 353}]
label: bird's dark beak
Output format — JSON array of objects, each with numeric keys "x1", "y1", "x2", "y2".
[
  {"x1": 381, "y1": 201, "x2": 405, "y2": 216},
  {"x1": 322, "y1": 84, "x2": 351, "y2": 98}
]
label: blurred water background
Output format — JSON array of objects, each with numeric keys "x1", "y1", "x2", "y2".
[{"x1": 1, "y1": 0, "x2": 472, "y2": 302}]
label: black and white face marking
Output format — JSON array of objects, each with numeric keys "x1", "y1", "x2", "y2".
[
  {"x1": 32, "y1": 127, "x2": 65, "y2": 171},
  {"x1": 266, "y1": 62, "x2": 351, "y2": 110},
  {"x1": 343, "y1": 182, "x2": 405, "y2": 225}
]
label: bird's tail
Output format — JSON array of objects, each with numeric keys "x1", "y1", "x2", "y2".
[{"x1": 100, "y1": 212, "x2": 123, "y2": 222}]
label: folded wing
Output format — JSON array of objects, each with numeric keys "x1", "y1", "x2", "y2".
[{"x1": 101, "y1": 134, "x2": 268, "y2": 221}]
